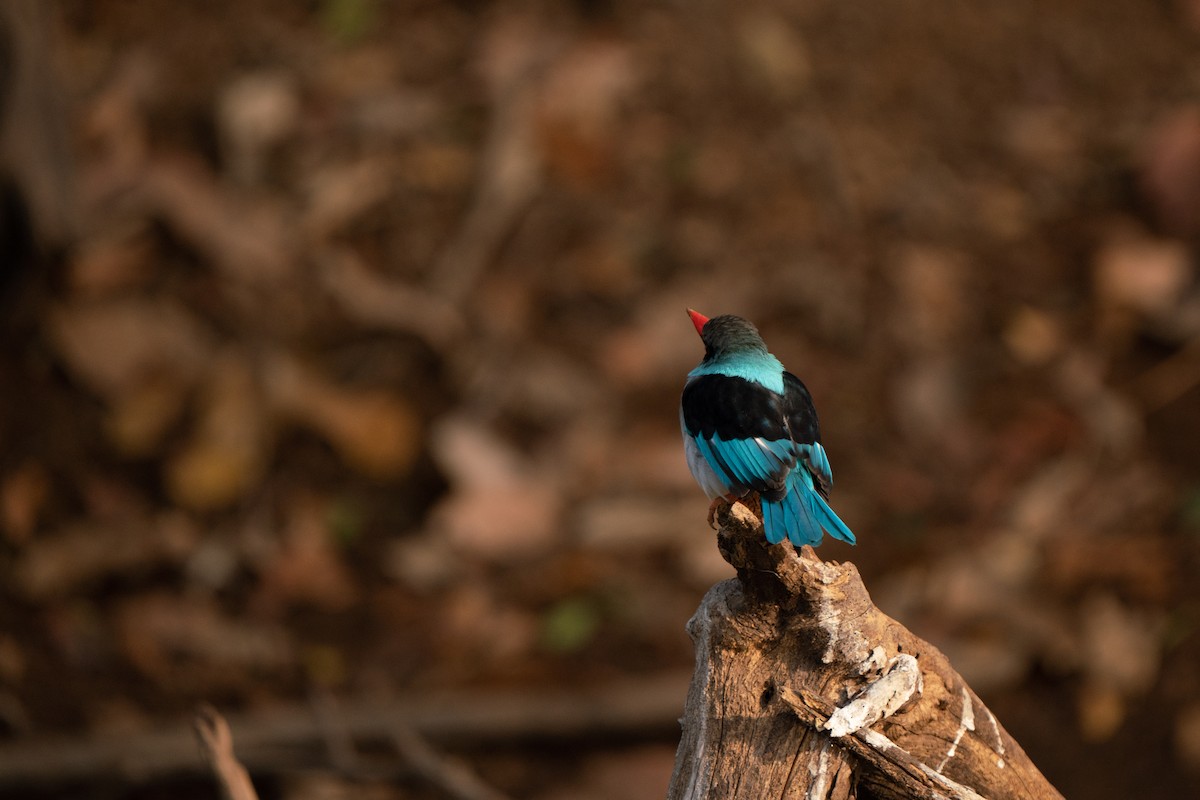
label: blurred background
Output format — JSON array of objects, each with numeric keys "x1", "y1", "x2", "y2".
[{"x1": 2, "y1": 0, "x2": 1200, "y2": 797}]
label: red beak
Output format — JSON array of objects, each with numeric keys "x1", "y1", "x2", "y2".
[{"x1": 687, "y1": 308, "x2": 709, "y2": 336}]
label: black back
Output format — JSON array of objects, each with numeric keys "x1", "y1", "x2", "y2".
[{"x1": 681, "y1": 371, "x2": 821, "y2": 446}]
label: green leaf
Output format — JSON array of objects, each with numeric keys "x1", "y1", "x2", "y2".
[
  {"x1": 540, "y1": 597, "x2": 602, "y2": 654},
  {"x1": 320, "y1": 0, "x2": 379, "y2": 45}
]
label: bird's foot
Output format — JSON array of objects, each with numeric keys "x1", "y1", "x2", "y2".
[
  {"x1": 708, "y1": 494, "x2": 749, "y2": 529},
  {"x1": 706, "y1": 498, "x2": 723, "y2": 529}
]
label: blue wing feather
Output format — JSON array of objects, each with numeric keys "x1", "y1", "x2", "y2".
[
  {"x1": 694, "y1": 434, "x2": 794, "y2": 494},
  {"x1": 797, "y1": 443, "x2": 833, "y2": 491},
  {"x1": 721, "y1": 439, "x2": 758, "y2": 485},
  {"x1": 681, "y1": 369, "x2": 855, "y2": 547}
]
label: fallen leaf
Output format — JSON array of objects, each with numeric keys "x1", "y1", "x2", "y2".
[
  {"x1": 1002, "y1": 105, "x2": 1083, "y2": 175},
  {"x1": 428, "y1": 416, "x2": 563, "y2": 560},
  {"x1": 316, "y1": 248, "x2": 465, "y2": 348},
  {"x1": 1176, "y1": 702, "x2": 1200, "y2": 771},
  {"x1": 890, "y1": 244, "x2": 973, "y2": 352},
  {"x1": 78, "y1": 51, "x2": 155, "y2": 204},
  {"x1": 536, "y1": 746, "x2": 676, "y2": 800},
  {"x1": 116, "y1": 592, "x2": 293, "y2": 684},
  {"x1": 105, "y1": 374, "x2": 191, "y2": 457},
  {"x1": 165, "y1": 351, "x2": 271, "y2": 511},
  {"x1": 1139, "y1": 105, "x2": 1200, "y2": 236},
  {"x1": 0, "y1": 636, "x2": 26, "y2": 683},
  {"x1": 46, "y1": 297, "x2": 214, "y2": 398},
  {"x1": 576, "y1": 496, "x2": 694, "y2": 550},
  {"x1": 302, "y1": 156, "x2": 397, "y2": 239},
  {"x1": 87, "y1": 697, "x2": 153, "y2": 737},
  {"x1": 437, "y1": 584, "x2": 537, "y2": 667},
  {"x1": 254, "y1": 493, "x2": 359, "y2": 612},
  {"x1": 139, "y1": 154, "x2": 296, "y2": 286},
  {"x1": 1080, "y1": 592, "x2": 1163, "y2": 696},
  {"x1": 737, "y1": 12, "x2": 811, "y2": 99},
  {"x1": 536, "y1": 37, "x2": 636, "y2": 188},
  {"x1": 433, "y1": 483, "x2": 562, "y2": 561},
  {"x1": 1, "y1": 462, "x2": 49, "y2": 545},
  {"x1": 217, "y1": 70, "x2": 300, "y2": 185},
  {"x1": 1094, "y1": 234, "x2": 1190, "y2": 321},
  {"x1": 1078, "y1": 681, "x2": 1126, "y2": 742},
  {"x1": 384, "y1": 533, "x2": 460, "y2": 591},
  {"x1": 266, "y1": 353, "x2": 421, "y2": 479},
  {"x1": 15, "y1": 513, "x2": 199, "y2": 600},
  {"x1": 1003, "y1": 306, "x2": 1063, "y2": 366},
  {"x1": 430, "y1": 415, "x2": 527, "y2": 490},
  {"x1": 65, "y1": 223, "x2": 157, "y2": 297}
]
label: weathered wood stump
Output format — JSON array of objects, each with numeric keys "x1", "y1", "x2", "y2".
[{"x1": 667, "y1": 502, "x2": 1063, "y2": 800}]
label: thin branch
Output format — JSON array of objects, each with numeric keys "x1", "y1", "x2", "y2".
[
  {"x1": 194, "y1": 704, "x2": 260, "y2": 800},
  {"x1": 391, "y1": 723, "x2": 515, "y2": 800},
  {"x1": 0, "y1": 672, "x2": 688, "y2": 789},
  {"x1": 309, "y1": 688, "x2": 362, "y2": 776}
]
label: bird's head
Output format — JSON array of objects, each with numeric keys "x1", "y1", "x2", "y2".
[{"x1": 687, "y1": 309, "x2": 769, "y2": 362}]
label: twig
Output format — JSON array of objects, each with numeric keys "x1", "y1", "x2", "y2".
[
  {"x1": 391, "y1": 723, "x2": 514, "y2": 800},
  {"x1": 193, "y1": 704, "x2": 260, "y2": 800},
  {"x1": 316, "y1": 247, "x2": 465, "y2": 349},
  {"x1": 429, "y1": 19, "x2": 555, "y2": 303},
  {"x1": 1130, "y1": 333, "x2": 1200, "y2": 411},
  {"x1": 0, "y1": 672, "x2": 688, "y2": 789},
  {"x1": 309, "y1": 688, "x2": 361, "y2": 776}
]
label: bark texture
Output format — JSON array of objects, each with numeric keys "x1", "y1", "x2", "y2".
[{"x1": 667, "y1": 502, "x2": 1064, "y2": 800}]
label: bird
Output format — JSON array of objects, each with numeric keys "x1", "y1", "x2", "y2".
[{"x1": 680, "y1": 309, "x2": 856, "y2": 547}]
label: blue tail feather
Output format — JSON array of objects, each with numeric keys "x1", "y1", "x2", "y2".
[
  {"x1": 762, "y1": 498, "x2": 786, "y2": 544},
  {"x1": 761, "y1": 469, "x2": 856, "y2": 547}
]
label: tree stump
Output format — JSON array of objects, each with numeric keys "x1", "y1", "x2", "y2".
[{"x1": 667, "y1": 503, "x2": 1064, "y2": 800}]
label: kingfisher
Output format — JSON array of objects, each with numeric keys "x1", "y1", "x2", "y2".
[{"x1": 680, "y1": 309, "x2": 856, "y2": 547}]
